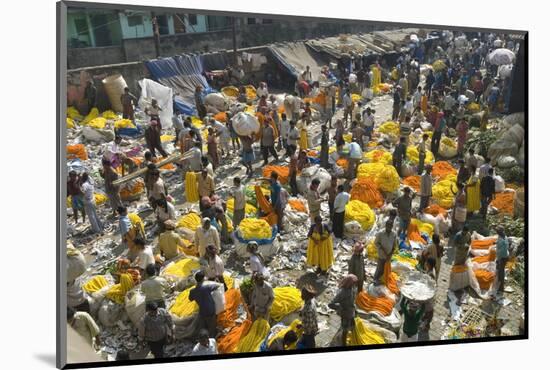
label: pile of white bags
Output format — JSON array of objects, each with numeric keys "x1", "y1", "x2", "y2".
[
  {"x1": 204, "y1": 93, "x2": 228, "y2": 113},
  {"x1": 297, "y1": 165, "x2": 332, "y2": 194}
]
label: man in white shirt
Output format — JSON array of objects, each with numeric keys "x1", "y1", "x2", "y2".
[
  {"x1": 141, "y1": 264, "x2": 170, "y2": 308},
  {"x1": 362, "y1": 107, "x2": 375, "y2": 141},
  {"x1": 191, "y1": 330, "x2": 218, "y2": 356},
  {"x1": 103, "y1": 136, "x2": 122, "y2": 165},
  {"x1": 209, "y1": 118, "x2": 231, "y2": 157},
  {"x1": 204, "y1": 245, "x2": 225, "y2": 284},
  {"x1": 346, "y1": 139, "x2": 363, "y2": 179},
  {"x1": 404, "y1": 97, "x2": 414, "y2": 116},
  {"x1": 444, "y1": 91, "x2": 456, "y2": 113},
  {"x1": 80, "y1": 173, "x2": 103, "y2": 234},
  {"x1": 133, "y1": 238, "x2": 155, "y2": 274},
  {"x1": 332, "y1": 185, "x2": 350, "y2": 239},
  {"x1": 279, "y1": 113, "x2": 290, "y2": 152},
  {"x1": 185, "y1": 142, "x2": 203, "y2": 172},
  {"x1": 231, "y1": 176, "x2": 246, "y2": 227},
  {"x1": 287, "y1": 121, "x2": 300, "y2": 155},
  {"x1": 412, "y1": 86, "x2": 422, "y2": 108},
  {"x1": 194, "y1": 218, "x2": 221, "y2": 258}
]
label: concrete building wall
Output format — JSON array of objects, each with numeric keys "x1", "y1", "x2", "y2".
[
  {"x1": 68, "y1": 20, "x2": 384, "y2": 68},
  {"x1": 119, "y1": 12, "x2": 154, "y2": 39}
]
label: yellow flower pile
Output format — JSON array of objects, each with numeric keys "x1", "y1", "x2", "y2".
[
  {"x1": 236, "y1": 318, "x2": 271, "y2": 353},
  {"x1": 364, "y1": 149, "x2": 392, "y2": 165},
  {"x1": 177, "y1": 212, "x2": 202, "y2": 231},
  {"x1": 344, "y1": 200, "x2": 376, "y2": 231},
  {"x1": 169, "y1": 287, "x2": 199, "y2": 317},
  {"x1": 114, "y1": 119, "x2": 135, "y2": 129},
  {"x1": 238, "y1": 218, "x2": 272, "y2": 240},
  {"x1": 270, "y1": 287, "x2": 304, "y2": 322},
  {"x1": 406, "y1": 146, "x2": 435, "y2": 165},
  {"x1": 185, "y1": 172, "x2": 199, "y2": 203},
  {"x1": 432, "y1": 175, "x2": 458, "y2": 209},
  {"x1": 102, "y1": 110, "x2": 119, "y2": 120}
]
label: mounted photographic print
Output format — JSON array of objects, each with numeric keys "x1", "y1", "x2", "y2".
[{"x1": 57, "y1": 1, "x2": 527, "y2": 368}]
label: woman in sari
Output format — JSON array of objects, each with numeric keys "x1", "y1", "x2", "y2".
[
  {"x1": 306, "y1": 215, "x2": 334, "y2": 275},
  {"x1": 465, "y1": 165, "x2": 481, "y2": 216}
]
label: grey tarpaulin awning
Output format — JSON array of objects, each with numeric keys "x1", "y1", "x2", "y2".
[{"x1": 268, "y1": 42, "x2": 327, "y2": 81}]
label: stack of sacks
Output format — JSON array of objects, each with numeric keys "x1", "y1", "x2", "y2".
[{"x1": 469, "y1": 237, "x2": 498, "y2": 290}]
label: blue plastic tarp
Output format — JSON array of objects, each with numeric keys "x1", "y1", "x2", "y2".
[{"x1": 145, "y1": 54, "x2": 215, "y2": 116}]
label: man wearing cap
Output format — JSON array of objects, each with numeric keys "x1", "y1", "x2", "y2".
[
  {"x1": 157, "y1": 220, "x2": 186, "y2": 261},
  {"x1": 373, "y1": 221, "x2": 398, "y2": 285},
  {"x1": 419, "y1": 165, "x2": 433, "y2": 211},
  {"x1": 250, "y1": 272, "x2": 274, "y2": 320},
  {"x1": 298, "y1": 285, "x2": 318, "y2": 349},
  {"x1": 194, "y1": 218, "x2": 220, "y2": 258}
]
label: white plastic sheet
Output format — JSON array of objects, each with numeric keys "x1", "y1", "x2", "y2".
[{"x1": 138, "y1": 78, "x2": 174, "y2": 130}]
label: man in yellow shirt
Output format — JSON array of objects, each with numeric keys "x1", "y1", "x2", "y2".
[
  {"x1": 197, "y1": 169, "x2": 215, "y2": 199},
  {"x1": 157, "y1": 220, "x2": 185, "y2": 261}
]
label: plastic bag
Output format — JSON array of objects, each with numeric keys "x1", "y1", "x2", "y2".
[
  {"x1": 81, "y1": 126, "x2": 116, "y2": 143},
  {"x1": 497, "y1": 156, "x2": 517, "y2": 168},
  {"x1": 233, "y1": 112, "x2": 261, "y2": 136},
  {"x1": 67, "y1": 247, "x2": 86, "y2": 282},
  {"x1": 438, "y1": 137, "x2": 457, "y2": 158},
  {"x1": 270, "y1": 287, "x2": 303, "y2": 322},
  {"x1": 98, "y1": 299, "x2": 124, "y2": 327},
  {"x1": 125, "y1": 290, "x2": 146, "y2": 327},
  {"x1": 204, "y1": 281, "x2": 225, "y2": 315},
  {"x1": 344, "y1": 200, "x2": 376, "y2": 231},
  {"x1": 297, "y1": 165, "x2": 332, "y2": 194}
]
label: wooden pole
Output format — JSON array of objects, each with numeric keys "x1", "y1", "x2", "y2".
[{"x1": 112, "y1": 150, "x2": 192, "y2": 187}]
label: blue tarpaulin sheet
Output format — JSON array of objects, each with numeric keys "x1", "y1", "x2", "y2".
[{"x1": 145, "y1": 54, "x2": 216, "y2": 116}]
